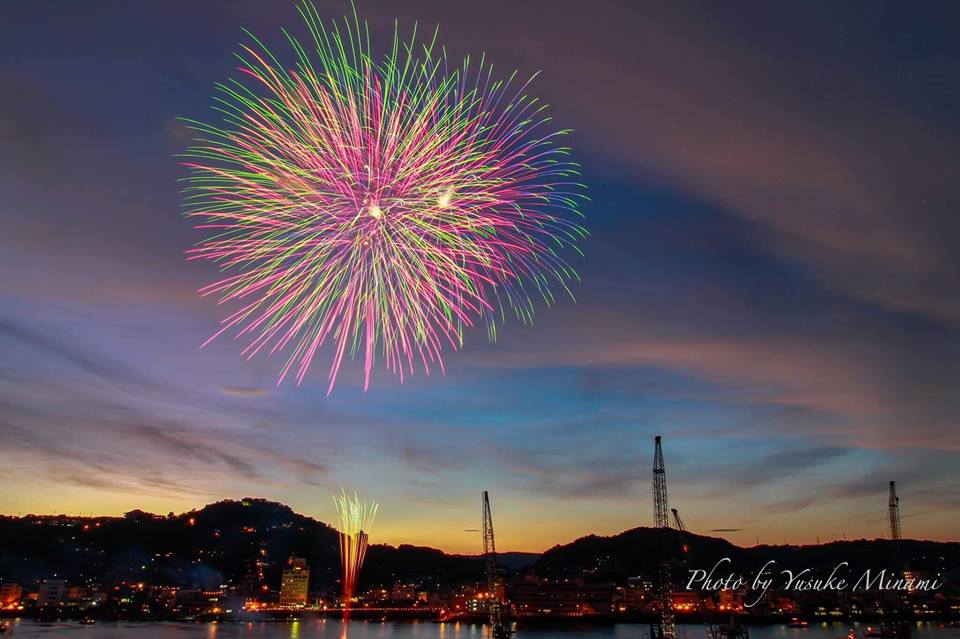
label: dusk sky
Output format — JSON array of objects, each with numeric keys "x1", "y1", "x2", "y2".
[{"x1": 2, "y1": 1, "x2": 959, "y2": 554}]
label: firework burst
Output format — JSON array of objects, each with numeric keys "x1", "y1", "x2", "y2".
[
  {"x1": 182, "y1": 3, "x2": 588, "y2": 392},
  {"x1": 333, "y1": 489, "x2": 378, "y2": 613}
]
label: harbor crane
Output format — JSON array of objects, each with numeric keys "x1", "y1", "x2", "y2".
[
  {"x1": 672, "y1": 507, "x2": 748, "y2": 639},
  {"x1": 671, "y1": 508, "x2": 685, "y2": 532},
  {"x1": 888, "y1": 481, "x2": 902, "y2": 541},
  {"x1": 652, "y1": 436, "x2": 676, "y2": 639},
  {"x1": 482, "y1": 491, "x2": 512, "y2": 639},
  {"x1": 880, "y1": 481, "x2": 911, "y2": 639}
]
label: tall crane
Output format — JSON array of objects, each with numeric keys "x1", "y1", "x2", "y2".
[
  {"x1": 482, "y1": 491, "x2": 511, "y2": 639},
  {"x1": 652, "y1": 436, "x2": 676, "y2": 639},
  {"x1": 672, "y1": 508, "x2": 747, "y2": 639},
  {"x1": 888, "y1": 481, "x2": 902, "y2": 541},
  {"x1": 881, "y1": 481, "x2": 911, "y2": 639},
  {"x1": 653, "y1": 436, "x2": 671, "y2": 529}
]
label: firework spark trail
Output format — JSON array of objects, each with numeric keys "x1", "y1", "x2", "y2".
[
  {"x1": 333, "y1": 490, "x2": 378, "y2": 615},
  {"x1": 182, "y1": 3, "x2": 588, "y2": 393}
]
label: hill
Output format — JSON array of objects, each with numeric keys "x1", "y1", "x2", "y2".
[
  {"x1": 2, "y1": 499, "x2": 957, "y2": 594},
  {"x1": 0, "y1": 498, "x2": 483, "y2": 591},
  {"x1": 529, "y1": 526, "x2": 960, "y2": 589}
]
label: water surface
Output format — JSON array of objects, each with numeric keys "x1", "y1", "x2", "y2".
[{"x1": 5, "y1": 620, "x2": 958, "y2": 639}]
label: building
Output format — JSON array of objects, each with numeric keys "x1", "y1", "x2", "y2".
[
  {"x1": 616, "y1": 584, "x2": 647, "y2": 611},
  {"x1": 175, "y1": 589, "x2": 224, "y2": 616},
  {"x1": 66, "y1": 586, "x2": 88, "y2": 601},
  {"x1": 671, "y1": 590, "x2": 700, "y2": 613},
  {"x1": 38, "y1": 579, "x2": 67, "y2": 606},
  {"x1": 509, "y1": 578, "x2": 615, "y2": 616},
  {"x1": 366, "y1": 587, "x2": 391, "y2": 602},
  {"x1": 150, "y1": 586, "x2": 180, "y2": 612},
  {"x1": 391, "y1": 583, "x2": 416, "y2": 601},
  {"x1": 0, "y1": 583, "x2": 23, "y2": 606},
  {"x1": 279, "y1": 556, "x2": 310, "y2": 607},
  {"x1": 718, "y1": 588, "x2": 744, "y2": 611}
]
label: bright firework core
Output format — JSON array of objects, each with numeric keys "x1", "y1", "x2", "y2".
[
  {"x1": 182, "y1": 2, "x2": 588, "y2": 393},
  {"x1": 437, "y1": 189, "x2": 453, "y2": 209}
]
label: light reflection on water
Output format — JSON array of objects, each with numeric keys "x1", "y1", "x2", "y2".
[{"x1": 3, "y1": 620, "x2": 959, "y2": 639}]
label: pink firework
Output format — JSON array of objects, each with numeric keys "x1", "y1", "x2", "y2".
[{"x1": 182, "y1": 4, "x2": 587, "y2": 393}]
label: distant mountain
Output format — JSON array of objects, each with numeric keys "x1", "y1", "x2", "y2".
[
  {"x1": 0, "y1": 498, "x2": 482, "y2": 591},
  {"x1": 1, "y1": 499, "x2": 956, "y2": 594},
  {"x1": 495, "y1": 552, "x2": 541, "y2": 571},
  {"x1": 529, "y1": 526, "x2": 960, "y2": 589}
]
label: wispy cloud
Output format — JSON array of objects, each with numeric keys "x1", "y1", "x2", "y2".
[{"x1": 0, "y1": 318, "x2": 327, "y2": 503}]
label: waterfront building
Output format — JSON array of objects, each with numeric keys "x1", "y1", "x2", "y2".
[
  {"x1": 367, "y1": 587, "x2": 391, "y2": 602},
  {"x1": 150, "y1": 585, "x2": 179, "y2": 611},
  {"x1": 37, "y1": 579, "x2": 67, "y2": 606},
  {"x1": 509, "y1": 579, "x2": 615, "y2": 616},
  {"x1": 671, "y1": 590, "x2": 700, "y2": 612},
  {"x1": 718, "y1": 588, "x2": 745, "y2": 611},
  {"x1": 66, "y1": 586, "x2": 88, "y2": 601},
  {"x1": 391, "y1": 583, "x2": 416, "y2": 601},
  {"x1": 617, "y1": 584, "x2": 648, "y2": 611},
  {"x1": 279, "y1": 556, "x2": 310, "y2": 607},
  {"x1": 175, "y1": 589, "x2": 224, "y2": 615}
]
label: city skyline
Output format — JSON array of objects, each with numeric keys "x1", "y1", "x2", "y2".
[
  {"x1": 2, "y1": 0, "x2": 960, "y2": 555},
  {"x1": 6, "y1": 499, "x2": 955, "y2": 624}
]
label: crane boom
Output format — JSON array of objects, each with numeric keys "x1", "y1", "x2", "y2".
[
  {"x1": 482, "y1": 491, "x2": 511, "y2": 639},
  {"x1": 671, "y1": 508, "x2": 685, "y2": 532},
  {"x1": 880, "y1": 481, "x2": 910, "y2": 639},
  {"x1": 888, "y1": 481, "x2": 902, "y2": 541},
  {"x1": 652, "y1": 436, "x2": 676, "y2": 639}
]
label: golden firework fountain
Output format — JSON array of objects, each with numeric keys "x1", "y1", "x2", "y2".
[{"x1": 333, "y1": 489, "x2": 378, "y2": 619}]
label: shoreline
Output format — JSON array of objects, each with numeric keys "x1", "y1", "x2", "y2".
[{"x1": 4, "y1": 612, "x2": 959, "y2": 626}]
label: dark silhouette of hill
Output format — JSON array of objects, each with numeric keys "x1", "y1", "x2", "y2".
[
  {"x1": 529, "y1": 526, "x2": 959, "y2": 588},
  {"x1": 2, "y1": 499, "x2": 956, "y2": 594},
  {"x1": 0, "y1": 498, "x2": 483, "y2": 591},
  {"x1": 491, "y1": 552, "x2": 540, "y2": 571}
]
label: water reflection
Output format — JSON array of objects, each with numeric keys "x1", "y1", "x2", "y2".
[{"x1": 3, "y1": 621, "x2": 959, "y2": 639}]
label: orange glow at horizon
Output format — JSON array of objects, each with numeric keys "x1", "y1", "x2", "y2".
[{"x1": 3, "y1": 485, "x2": 957, "y2": 555}]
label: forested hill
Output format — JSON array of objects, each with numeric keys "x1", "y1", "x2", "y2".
[
  {"x1": 529, "y1": 526, "x2": 959, "y2": 589},
  {"x1": 0, "y1": 498, "x2": 484, "y2": 589},
  {"x1": 2, "y1": 498, "x2": 956, "y2": 592}
]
